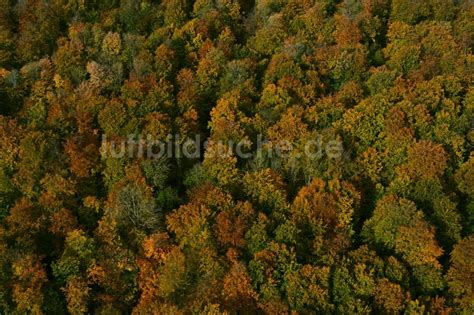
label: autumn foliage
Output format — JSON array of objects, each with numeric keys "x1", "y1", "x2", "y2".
[{"x1": 0, "y1": 0, "x2": 473, "y2": 313}]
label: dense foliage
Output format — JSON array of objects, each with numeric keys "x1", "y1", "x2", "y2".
[{"x1": 0, "y1": 0, "x2": 473, "y2": 313}]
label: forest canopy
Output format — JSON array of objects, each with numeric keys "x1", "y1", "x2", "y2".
[{"x1": 0, "y1": 0, "x2": 473, "y2": 314}]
